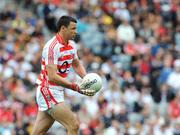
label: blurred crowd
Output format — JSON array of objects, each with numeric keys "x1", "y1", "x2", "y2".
[{"x1": 0, "y1": 0, "x2": 180, "y2": 135}]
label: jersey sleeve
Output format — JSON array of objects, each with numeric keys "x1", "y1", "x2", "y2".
[
  {"x1": 43, "y1": 43, "x2": 59, "y2": 65},
  {"x1": 74, "y1": 47, "x2": 78, "y2": 60}
]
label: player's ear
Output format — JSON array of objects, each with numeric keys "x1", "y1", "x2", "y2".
[{"x1": 61, "y1": 25, "x2": 66, "y2": 31}]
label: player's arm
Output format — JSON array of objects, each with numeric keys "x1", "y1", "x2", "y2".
[
  {"x1": 72, "y1": 58, "x2": 87, "y2": 78},
  {"x1": 46, "y1": 64, "x2": 78, "y2": 90},
  {"x1": 46, "y1": 64, "x2": 94, "y2": 96}
]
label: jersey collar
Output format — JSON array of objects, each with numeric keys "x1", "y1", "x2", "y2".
[{"x1": 56, "y1": 33, "x2": 67, "y2": 45}]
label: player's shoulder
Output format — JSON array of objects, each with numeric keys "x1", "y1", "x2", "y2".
[
  {"x1": 43, "y1": 36, "x2": 59, "y2": 50},
  {"x1": 46, "y1": 36, "x2": 58, "y2": 46}
]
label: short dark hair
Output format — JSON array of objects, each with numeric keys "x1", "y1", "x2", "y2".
[{"x1": 56, "y1": 16, "x2": 77, "y2": 31}]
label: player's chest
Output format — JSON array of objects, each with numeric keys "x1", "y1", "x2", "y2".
[{"x1": 57, "y1": 49, "x2": 75, "y2": 65}]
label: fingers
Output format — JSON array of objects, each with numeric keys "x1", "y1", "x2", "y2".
[{"x1": 79, "y1": 89, "x2": 96, "y2": 96}]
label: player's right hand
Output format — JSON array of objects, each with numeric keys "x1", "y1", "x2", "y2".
[
  {"x1": 71, "y1": 83, "x2": 95, "y2": 96},
  {"x1": 71, "y1": 83, "x2": 80, "y2": 92}
]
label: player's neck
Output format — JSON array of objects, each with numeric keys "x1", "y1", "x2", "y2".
[{"x1": 58, "y1": 32, "x2": 68, "y2": 45}]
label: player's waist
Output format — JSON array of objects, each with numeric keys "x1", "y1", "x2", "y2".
[
  {"x1": 36, "y1": 77, "x2": 65, "y2": 88},
  {"x1": 36, "y1": 79, "x2": 65, "y2": 90}
]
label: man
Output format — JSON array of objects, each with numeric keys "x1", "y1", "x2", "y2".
[{"x1": 32, "y1": 16, "x2": 95, "y2": 135}]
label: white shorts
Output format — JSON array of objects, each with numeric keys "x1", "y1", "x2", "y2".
[{"x1": 36, "y1": 86, "x2": 65, "y2": 111}]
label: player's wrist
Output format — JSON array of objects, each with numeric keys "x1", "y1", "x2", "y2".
[
  {"x1": 81, "y1": 73, "x2": 87, "y2": 78},
  {"x1": 70, "y1": 83, "x2": 80, "y2": 92}
]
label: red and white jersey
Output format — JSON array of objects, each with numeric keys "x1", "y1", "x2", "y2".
[{"x1": 36, "y1": 34, "x2": 78, "y2": 90}]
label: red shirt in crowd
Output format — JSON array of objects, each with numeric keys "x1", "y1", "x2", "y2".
[{"x1": 168, "y1": 99, "x2": 180, "y2": 119}]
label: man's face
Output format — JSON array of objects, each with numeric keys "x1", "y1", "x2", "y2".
[{"x1": 65, "y1": 22, "x2": 77, "y2": 40}]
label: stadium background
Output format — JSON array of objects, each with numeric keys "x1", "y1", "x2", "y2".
[{"x1": 0, "y1": 0, "x2": 179, "y2": 135}]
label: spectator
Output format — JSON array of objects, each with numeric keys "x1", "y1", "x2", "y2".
[
  {"x1": 168, "y1": 91, "x2": 180, "y2": 120},
  {"x1": 167, "y1": 59, "x2": 180, "y2": 92}
]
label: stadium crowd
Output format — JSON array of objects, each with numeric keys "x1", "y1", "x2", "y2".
[{"x1": 0, "y1": 0, "x2": 179, "y2": 135}]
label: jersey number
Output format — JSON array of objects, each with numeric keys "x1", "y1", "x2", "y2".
[{"x1": 58, "y1": 61, "x2": 68, "y2": 73}]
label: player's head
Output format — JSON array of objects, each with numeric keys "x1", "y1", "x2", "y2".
[{"x1": 57, "y1": 16, "x2": 77, "y2": 40}]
